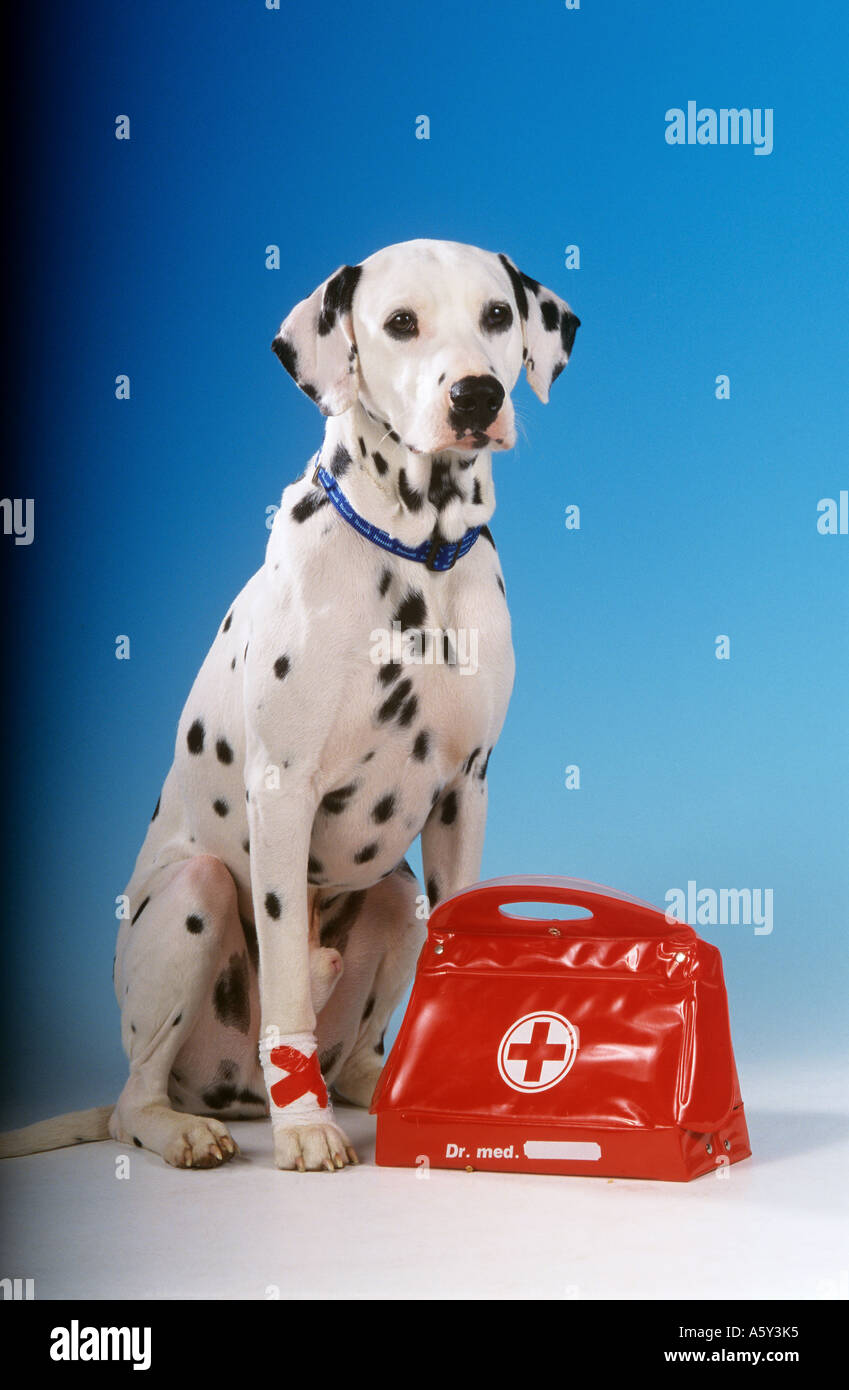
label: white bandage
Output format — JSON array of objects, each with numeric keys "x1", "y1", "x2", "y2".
[{"x1": 258, "y1": 1031, "x2": 333, "y2": 1128}]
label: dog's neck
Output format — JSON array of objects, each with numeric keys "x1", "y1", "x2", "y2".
[{"x1": 316, "y1": 402, "x2": 496, "y2": 549}]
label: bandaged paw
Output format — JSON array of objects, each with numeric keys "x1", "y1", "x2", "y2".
[{"x1": 259, "y1": 1031, "x2": 331, "y2": 1125}]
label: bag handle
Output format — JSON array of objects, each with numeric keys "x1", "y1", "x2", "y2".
[{"x1": 429, "y1": 875, "x2": 683, "y2": 939}]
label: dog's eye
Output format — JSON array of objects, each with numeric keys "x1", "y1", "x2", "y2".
[
  {"x1": 481, "y1": 301, "x2": 513, "y2": 333},
  {"x1": 384, "y1": 310, "x2": 419, "y2": 339}
]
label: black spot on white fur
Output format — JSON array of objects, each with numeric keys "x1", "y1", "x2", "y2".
[
  {"x1": 319, "y1": 1042, "x2": 343, "y2": 1078},
  {"x1": 202, "y1": 1059, "x2": 265, "y2": 1111},
  {"x1": 187, "y1": 720, "x2": 204, "y2": 754},
  {"x1": 240, "y1": 916, "x2": 259, "y2": 972},
  {"x1": 560, "y1": 310, "x2": 580, "y2": 355},
  {"x1": 393, "y1": 590, "x2": 426, "y2": 631},
  {"x1": 428, "y1": 460, "x2": 463, "y2": 511},
  {"x1": 213, "y1": 953, "x2": 250, "y2": 1034},
  {"x1": 372, "y1": 793, "x2": 396, "y2": 823},
  {"x1": 317, "y1": 265, "x2": 362, "y2": 335},
  {"x1": 292, "y1": 490, "x2": 329, "y2": 524},
  {"x1": 540, "y1": 299, "x2": 559, "y2": 331},
  {"x1": 272, "y1": 335, "x2": 298, "y2": 378},
  {"x1": 321, "y1": 783, "x2": 358, "y2": 814},
  {"x1": 398, "y1": 469, "x2": 423, "y2": 512},
  {"x1": 330, "y1": 443, "x2": 351, "y2": 477},
  {"x1": 378, "y1": 677, "x2": 413, "y2": 724},
  {"x1": 497, "y1": 254, "x2": 529, "y2": 320},
  {"x1": 320, "y1": 891, "x2": 366, "y2": 953},
  {"x1": 379, "y1": 660, "x2": 402, "y2": 686}
]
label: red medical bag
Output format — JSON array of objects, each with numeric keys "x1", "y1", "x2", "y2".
[{"x1": 371, "y1": 876, "x2": 751, "y2": 1181}]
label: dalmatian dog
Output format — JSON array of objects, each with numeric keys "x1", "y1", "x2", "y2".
[{"x1": 0, "y1": 240, "x2": 578, "y2": 1172}]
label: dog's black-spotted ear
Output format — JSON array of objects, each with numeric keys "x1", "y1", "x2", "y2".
[
  {"x1": 271, "y1": 263, "x2": 362, "y2": 416},
  {"x1": 497, "y1": 253, "x2": 580, "y2": 404}
]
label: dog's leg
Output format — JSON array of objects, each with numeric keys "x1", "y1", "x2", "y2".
[
  {"x1": 317, "y1": 864, "x2": 426, "y2": 1108},
  {"x1": 241, "y1": 583, "x2": 375, "y2": 1170},
  {"x1": 111, "y1": 855, "x2": 242, "y2": 1168},
  {"x1": 245, "y1": 781, "x2": 357, "y2": 1168},
  {"x1": 420, "y1": 761, "x2": 489, "y2": 909},
  {"x1": 244, "y1": 723, "x2": 357, "y2": 1171}
]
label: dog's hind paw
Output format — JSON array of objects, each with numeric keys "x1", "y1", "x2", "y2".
[
  {"x1": 111, "y1": 1101, "x2": 239, "y2": 1169},
  {"x1": 273, "y1": 1121, "x2": 357, "y2": 1172},
  {"x1": 160, "y1": 1117, "x2": 238, "y2": 1170}
]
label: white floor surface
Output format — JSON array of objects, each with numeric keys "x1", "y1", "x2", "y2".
[{"x1": 1, "y1": 1060, "x2": 846, "y2": 1301}]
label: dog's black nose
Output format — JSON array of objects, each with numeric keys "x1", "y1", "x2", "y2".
[{"x1": 449, "y1": 375, "x2": 505, "y2": 430}]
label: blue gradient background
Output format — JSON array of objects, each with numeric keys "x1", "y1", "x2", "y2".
[{"x1": 3, "y1": 0, "x2": 847, "y2": 1122}]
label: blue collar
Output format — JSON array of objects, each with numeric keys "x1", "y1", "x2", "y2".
[{"x1": 312, "y1": 461, "x2": 482, "y2": 573}]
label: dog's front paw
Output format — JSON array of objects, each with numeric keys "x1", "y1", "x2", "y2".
[
  {"x1": 259, "y1": 1030, "x2": 355, "y2": 1169},
  {"x1": 273, "y1": 1120, "x2": 358, "y2": 1172}
]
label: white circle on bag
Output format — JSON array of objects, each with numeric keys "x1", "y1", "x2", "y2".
[{"x1": 497, "y1": 1011, "x2": 579, "y2": 1092}]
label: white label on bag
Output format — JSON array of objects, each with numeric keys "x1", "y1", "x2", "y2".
[
  {"x1": 523, "y1": 1141, "x2": 601, "y2": 1161},
  {"x1": 497, "y1": 1012, "x2": 579, "y2": 1092}
]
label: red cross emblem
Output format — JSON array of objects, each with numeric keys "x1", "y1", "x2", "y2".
[
  {"x1": 497, "y1": 1012, "x2": 579, "y2": 1093},
  {"x1": 268, "y1": 1045, "x2": 328, "y2": 1110}
]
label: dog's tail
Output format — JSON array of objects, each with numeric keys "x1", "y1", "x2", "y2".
[{"x1": 0, "y1": 1106, "x2": 114, "y2": 1159}]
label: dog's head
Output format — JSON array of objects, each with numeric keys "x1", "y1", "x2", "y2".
[{"x1": 272, "y1": 239, "x2": 579, "y2": 455}]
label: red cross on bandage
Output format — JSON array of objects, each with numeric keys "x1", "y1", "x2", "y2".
[{"x1": 269, "y1": 1045, "x2": 328, "y2": 1110}]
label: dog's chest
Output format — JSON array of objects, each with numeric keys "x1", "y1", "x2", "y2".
[{"x1": 304, "y1": 551, "x2": 512, "y2": 887}]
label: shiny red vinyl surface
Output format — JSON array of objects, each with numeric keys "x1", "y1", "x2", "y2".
[{"x1": 371, "y1": 877, "x2": 751, "y2": 1181}]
